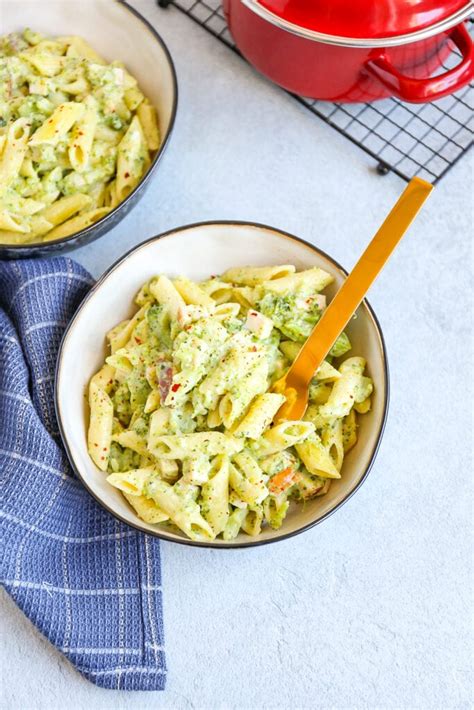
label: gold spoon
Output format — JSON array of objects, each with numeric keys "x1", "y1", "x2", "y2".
[{"x1": 273, "y1": 177, "x2": 433, "y2": 423}]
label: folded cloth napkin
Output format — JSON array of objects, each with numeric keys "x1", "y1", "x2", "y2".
[{"x1": 0, "y1": 258, "x2": 166, "y2": 691}]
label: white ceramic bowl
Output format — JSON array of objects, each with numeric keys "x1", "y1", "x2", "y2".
[
  {"x1": 56, "y1": 223, "x2": 389, "y2": 547},
  {"x1": 1, "y1": 0, "x2": 177, "y2": 258}
]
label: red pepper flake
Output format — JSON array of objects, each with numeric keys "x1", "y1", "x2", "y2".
[
  {"x1": 134, "y1": 336, "x2": 142, "y2": 344},
  {"x1": 250, "y1": 346, "x2": 257, "y2": 352},
  {"x1": 124, "y1": 172, "x2": 130, "y2": 178},
  {"x1": 171, "y1": 383, "x2": 181, "y2": 393},
  {"x1": 249, "y1": 311, "x2": 257, "y2": 316},
  {"x1": 100, "y1": 456, "x2": 105, "y2": 461}
]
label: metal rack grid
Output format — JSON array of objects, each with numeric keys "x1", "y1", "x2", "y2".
[{"x1": 158, "y1": 0, "x2": 473, "y2": 183}]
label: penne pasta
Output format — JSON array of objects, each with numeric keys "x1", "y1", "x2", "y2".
[
  {"x1": 39, "y1": 193, "x2": 93, "y2": 226},
  {"x1": 173, "y1": 277, "x2": 215, "y2": 307},
  {"x1": 42, "y1": 207, "x2": 110, "y2": 241},
  {"x1": 68, "y1": 96, "x2": 98, "y2": 171},
  {"x1": 65, "y1": 35, "x2": 106, "y2": 63},
  {"x1": 29, "y1": 102, "x2": 85, "y2": 145},
  {"x1": 115, "y1": 115, "x2": 149, "y2": 201},
  {"x1": 136, "y1": 101, "x2": 160, "y2": 151},
  {"x1": 233, "y1": 393, "x2": 286, "y2": 440},
  {"x1": 123, "y1": 493, "x2": 169, "y2": 524},
  {"x1": 88, "y1": 374, "x2": 114, "y2": 471},
  {"x1": 256, "y1": 421, "x2": 315, "y2": 456},
  {"x1": 2, "y1": 28, "x2": 160, "y2": 245},
  {"x1": 0, "y1": 119, "x2": 31, "y2": 192},
  {"x1": 201, "y1": 455, "x2": 230, "y2": 535},
  {"x1": 124, "y1": 85, "x2": 145, "y2": 112},
  {"x1": 221, "y1": 265, "x2": 296, "y2": 285},
  {"x1": 262, "y1": 267, "x2": 334, "y2": 294},
  {"x1": 150, "y1": 275, "x2": 187, "y2": 322},
  {"x1": 296, "y1": 436, "x2": 341, "y2": 479},
  {"x1": 87, "y1": 265, "x2": 374, "y2": 540}
]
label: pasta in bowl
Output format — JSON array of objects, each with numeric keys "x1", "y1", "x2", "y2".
[
  {"x1": 0, "y1": 1, "x2": 177, "y2": 257},
  {"x1": 56, "y1": 222, "x2": 389, "y2": 547},
  {"x1": 89, "y1": 266, "x2": 374, "y2": 541}
]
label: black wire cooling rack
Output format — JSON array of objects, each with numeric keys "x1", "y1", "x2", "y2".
[{"x1": 158, "y1": 0, "x2": 473, "y2": 183}]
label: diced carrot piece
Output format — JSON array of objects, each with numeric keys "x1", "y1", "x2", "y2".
[{"x1": 268, "y1": 466, "x2": 297, "y2": 495}]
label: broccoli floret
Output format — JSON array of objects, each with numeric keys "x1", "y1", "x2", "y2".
[
  {"x1": 107, "y1": 442, "x2": 140, "y2": 473},
  {"x1": 258, "y1": 293, "x2": 323, "y2": 342},
  {"x1": 329, "y1": 332, "x2": 351, "y2": 357}
]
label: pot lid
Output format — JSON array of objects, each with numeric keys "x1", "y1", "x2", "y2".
[{"x1": 251, "y1": 0, "x2": 473, "y2": 41}]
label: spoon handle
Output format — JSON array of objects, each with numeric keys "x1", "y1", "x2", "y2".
[{"x1": 288, "y1": 177, "x2": 433, "y2": 385}]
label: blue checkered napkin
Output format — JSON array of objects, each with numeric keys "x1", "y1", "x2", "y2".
[{"x1": 0, "y1": 258, "x2": 166, "y2": 690}]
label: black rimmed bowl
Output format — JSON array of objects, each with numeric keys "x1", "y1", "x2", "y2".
[
  {"x1": 0, "y1": 0, "x2": 177, "y2": 259},
  {"x1": 55, "y1": 222, "x2": 389, "y2": 548}
]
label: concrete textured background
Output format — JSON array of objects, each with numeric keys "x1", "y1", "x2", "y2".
[{"x1": 1, "y1": 1, "x2": 472, "y2": 708}]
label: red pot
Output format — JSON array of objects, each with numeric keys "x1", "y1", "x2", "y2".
[{"x1": 222, "y1": 0, "x2": 474, "y2": 102}]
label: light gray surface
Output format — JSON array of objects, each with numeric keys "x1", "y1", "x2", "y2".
[{"x1": 1, "y1": 1, "x2": 473, "y2": 708}]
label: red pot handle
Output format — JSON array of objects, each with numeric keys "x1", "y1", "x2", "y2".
[{"x1": 365, "y1": 23, "x2": 474, "y2": 103}]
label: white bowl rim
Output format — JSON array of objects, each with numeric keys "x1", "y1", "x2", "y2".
[
  {"x1": 4, "y1": 0, "x2": 178, "y2": 251},
  {"x1": 55, "y1": 220, "x2": 390, "y2": 548}
]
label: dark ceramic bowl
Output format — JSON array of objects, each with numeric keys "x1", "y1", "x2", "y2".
[{"x1": 0, "y1": 1, "x2": 177, "y2": 259}]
